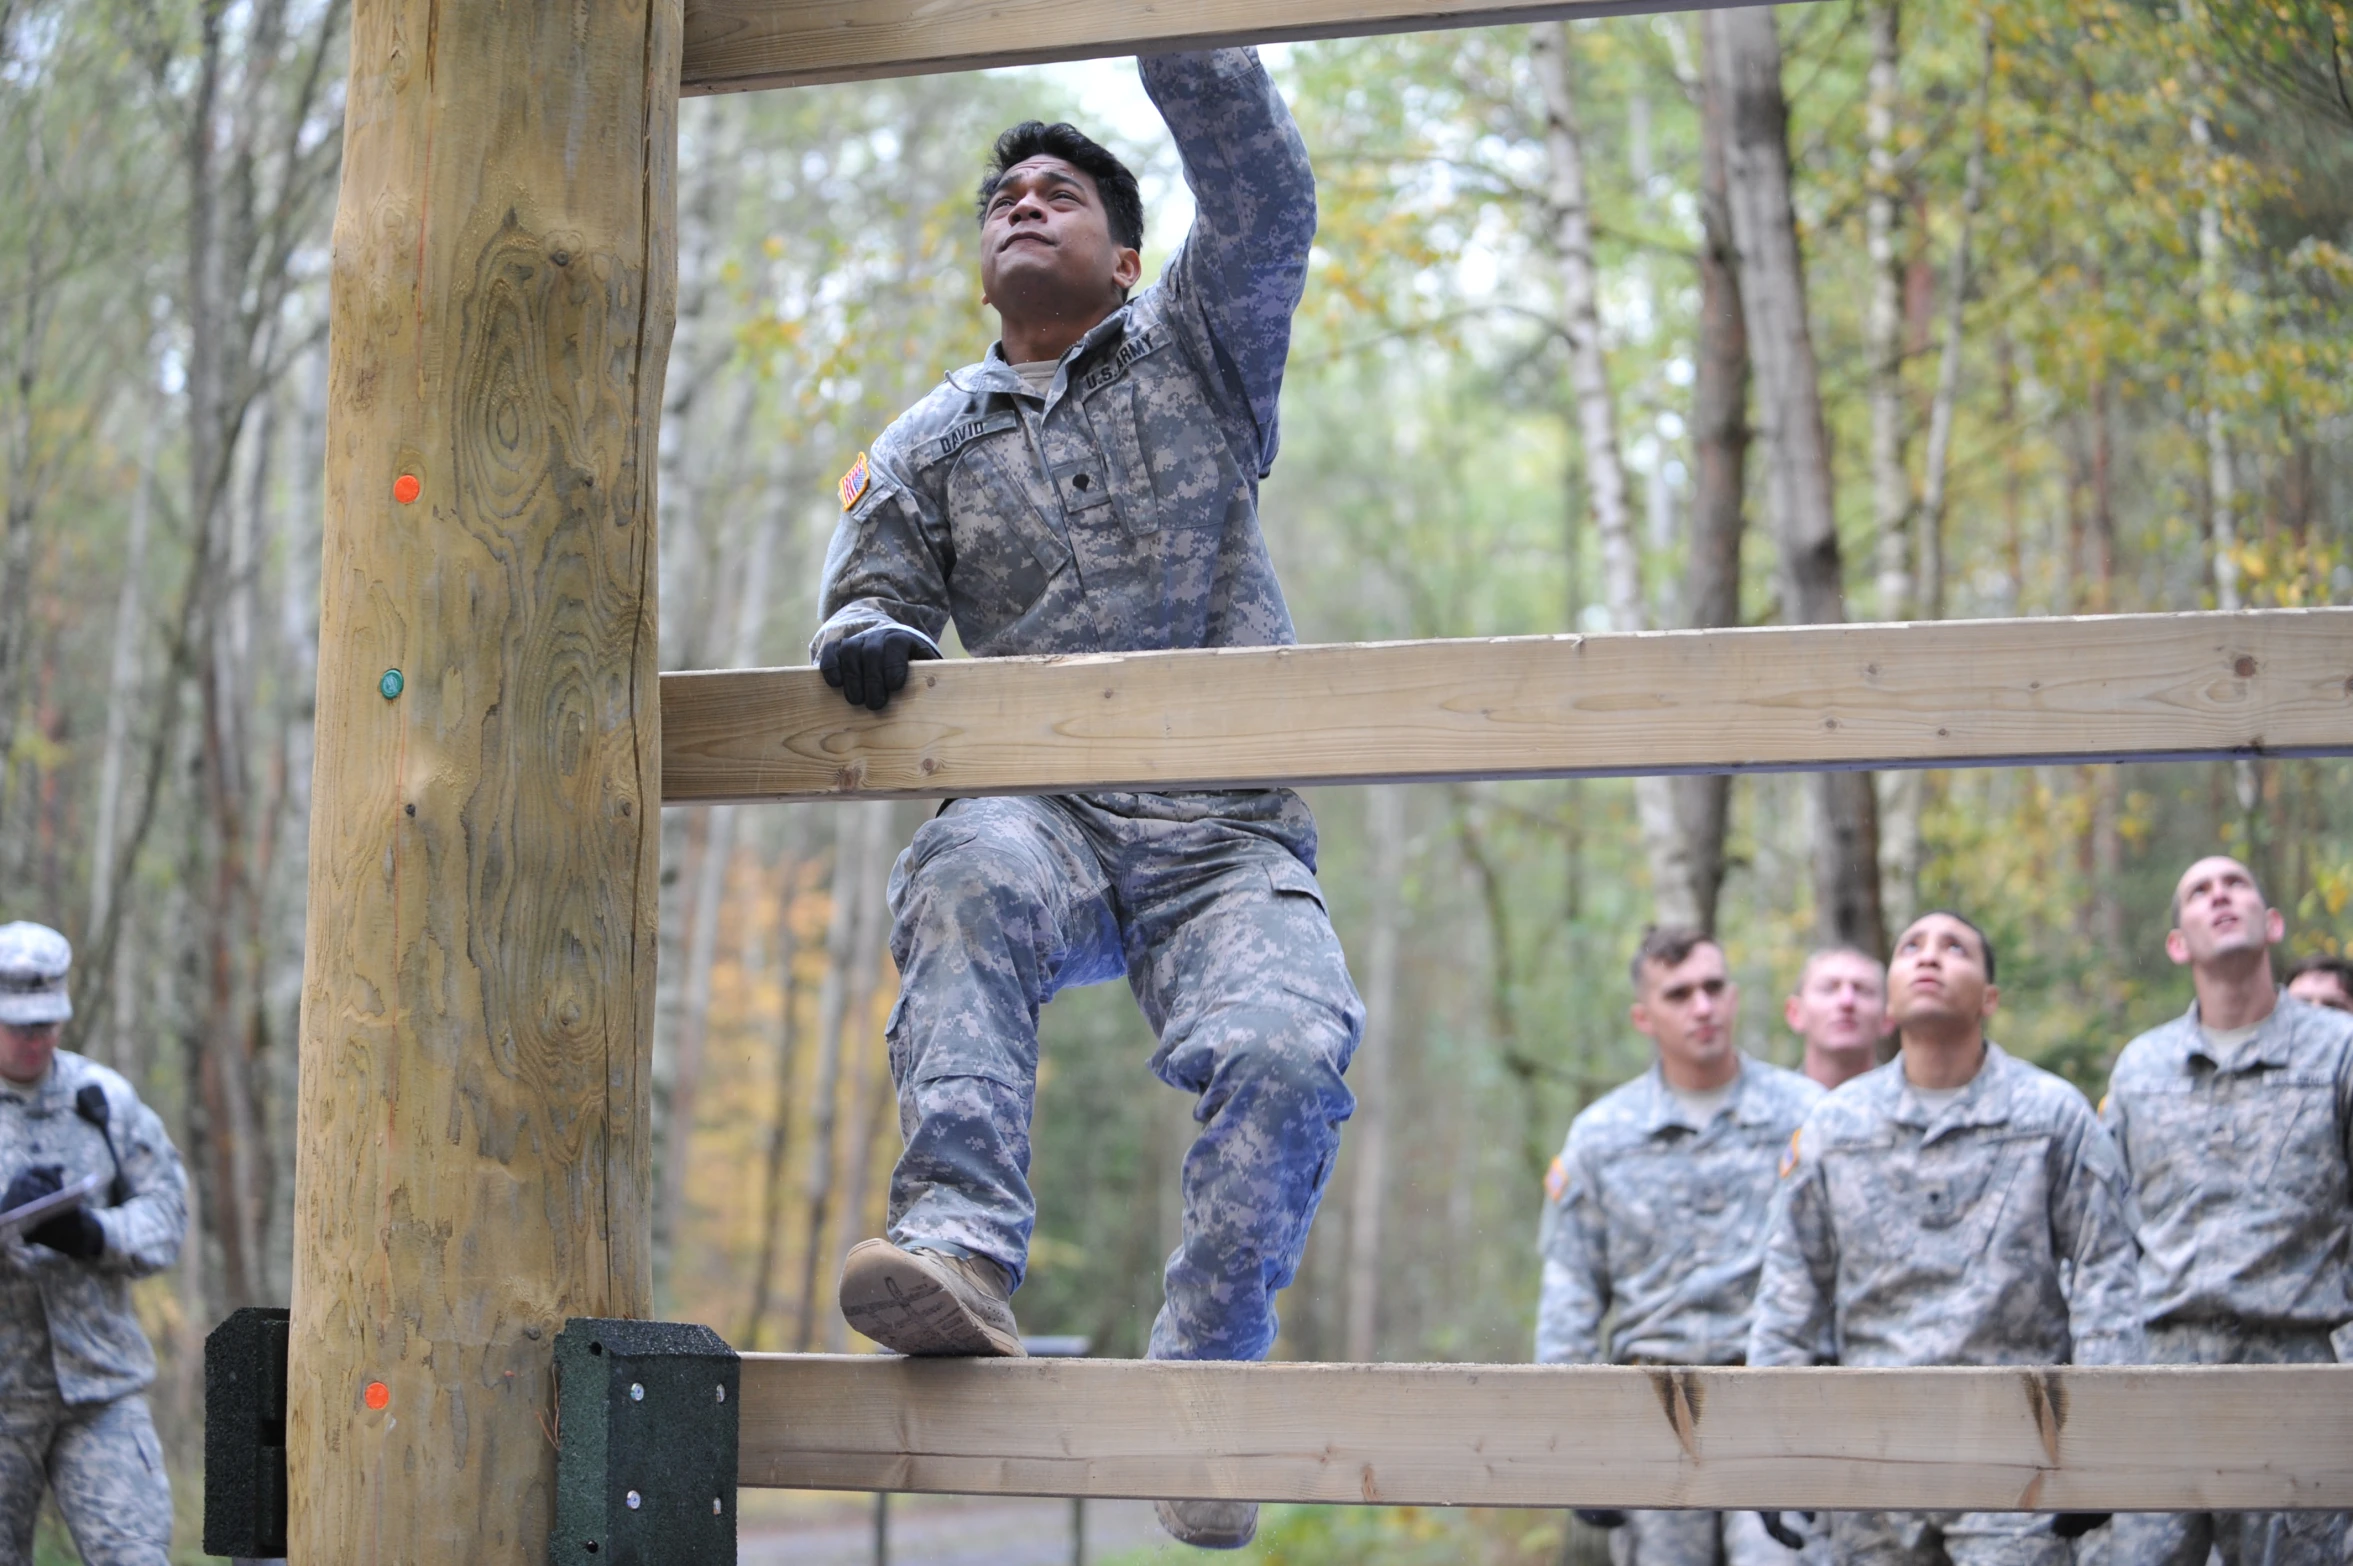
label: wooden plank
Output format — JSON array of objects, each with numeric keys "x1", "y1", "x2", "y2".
[
  {"x1": 291, "y1": 0, "x2": 677, "y2": 1559},
  {"x1": 660, "y1": 609, "x2": 2353, "y2": 804},
  {"x1": 736, "y1": 1357, "x2": 2353, "y2": 1511},
  {"x1": 681, "y1": 0, "x2": 1739, "y2": 94}
]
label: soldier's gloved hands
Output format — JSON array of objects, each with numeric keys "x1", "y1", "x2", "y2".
[
  {"x1": 1572, "y1": 1510, "x2": 1628, "y2": 1530},
  {"x1": 27, "y1": 1207, "x2": 103, "y2": 1261},
  {"x1": 1760, "y1": 1511, "x2": 1815, "y2": 1550},
  {"x1": 1, "y1": 1164, "x2": 61, "y2": 1213},
  {"x1": 2051, "y1": 1513, "x2": 2111, "y2": 1538},
  {"x1": 819, "y1": 626, "x2": 938, "y2": 713}
]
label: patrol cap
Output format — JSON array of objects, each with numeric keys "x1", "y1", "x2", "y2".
[{"x1": 0, "y1": 922, "x2": 71, "y2": 1026}]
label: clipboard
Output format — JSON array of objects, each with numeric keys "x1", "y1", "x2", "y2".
[{"x1": 0, "y1": 1172, "x2": 107, "y2": 1239}]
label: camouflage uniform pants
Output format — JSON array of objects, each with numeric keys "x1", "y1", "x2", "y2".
[
  {"x1": 882, "y1": 790, "x2": 1363, "y2": 1362},
  {"x1": 2096, "y1": 1325, "x2": 2345, "y2": 1566},
  {"x1": 1608, "y1": 1508, "x2": 1804, "y2": 1565},
  {"x1": 0, "y1": 1392, "x2": 170, "y2": 1564},
  {"x1": 1826, "y1": 1511, "x2": 2073, "y2": 1566}
]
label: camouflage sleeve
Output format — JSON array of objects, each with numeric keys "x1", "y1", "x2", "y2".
[
  {"x1": 2051, "y1": 1105, "x2": 2146, "y2": 1366},
  {"x1": 808, "y1": 449, "x2": 953, "y2": 660},
  {"x1": 1534, "y1": 1138, "x2": 1608, "y2": 1364},
  {"x1": 1137, "y1": 49, "x2": 1317, "y2": 477},
  {"x1": 1748, "y1": 1129, "x2": 1837, "y2": 1367},
  {"x1": 91, "y1": 1092, "x2": 185, "y2": 1278}
]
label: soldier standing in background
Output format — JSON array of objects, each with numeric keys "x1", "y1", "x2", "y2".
[
  {"x1": 2098, "y1": 858, "x2": 2353, "y2": 1566},
  {"x1": 2283, "y1": 952, "x2": 2353, "y2": 1015},
  {"x1": 1784, "y1": 946, "x2": 1893, "y2": 1091},
  {"x1": 1750, "y1": 911, "x2": 2142, "y2": 1564},
  {"x1": 0, "y1": 922, "x2": 187, "y2": 1565},
  {"x1": 1538, "y1": 925, "x2": 1819, "y2": 1565}
]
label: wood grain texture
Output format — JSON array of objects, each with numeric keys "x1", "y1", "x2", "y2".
[
  {"x1": 681, "y1": 0, "x2": 1745, "y2": 93},
  {"x1": 661, "y1": 609, "x2": 2353, "y2": 803},
  {"x1": 736, "y1": 1356, "x2": 2353, "y2": 1512},
  {"x1": 289, "y1": 2, "x2": 678, "y2": 1560}
]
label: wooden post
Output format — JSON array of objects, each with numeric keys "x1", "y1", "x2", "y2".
[{"x1": 289, "y1": 0, "x2": 679, "y2": 1558}]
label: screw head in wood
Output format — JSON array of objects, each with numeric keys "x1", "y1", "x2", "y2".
[
  {"x1": 393, "y1": 473, "x2": 422, "y2": 504},
  {"x1": 379, "y1": 669, "x2": 404, "y2": 701},
  {"x1": 364, "y1": 1380, "x2": 390, "y2": 1410}
]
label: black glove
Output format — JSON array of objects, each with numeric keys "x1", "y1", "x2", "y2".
[
  {"x1": 819, "y1": 626, "x2": 937, "y2": 713},
  {"x1": 1572, "y1": 1509, "x2": 1628, "y2": 1530},
  {"x1": 1, "y1": 1164, "x2": 61, "y2": 1214},
  {"x1": 1760, "y1": 1511, "x2": 1814, "y2": 1550},
  {"x1": 2051, "y1": 1513, "x2": 2111, "y2": 1539},
  {"x1": 27, "y1": 1207, "x2": 103, "y2": 1260}
]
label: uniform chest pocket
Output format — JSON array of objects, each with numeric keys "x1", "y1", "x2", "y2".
[
  {"x1": 1898, "y1": 1142, "x2": 2009, "y2": 1230},
  {"x1": 1114, "y1": 356, "x2": 1238, "y2": 532},
  {"x1": 943, "y1": 440, "x2": 1074, "y2": 631}
]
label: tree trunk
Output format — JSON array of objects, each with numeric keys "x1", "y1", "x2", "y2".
[
  {"x1": 1675, "y1": 18, "x2": 1753, "y2": 938},
  {"x1": 826, "y1": 800, "x2": 901, "y2": 1352},
  {"x1": 1708, "y1": 4, "x2": 1887, "y2": 958},
  {"x1": 1866, "y1": 0, "x2": 1910, "y2": 627},
  {"x1": 743, "y1": 812, "x2": 809, "y2": 1348},
  {"x1": 1915, "y1": 12, "x2": 1995, "y2": 623},
  {"x1": 1531, "y1": 21, "x2": 1695, "y2": 930},
  {"x1": 653, "y1": 499, "x2": 778, "y2": 1302},
  {"x1": 289, "y1": 0, "x2": 679, "y2": 1558},
  {"x1": 1345, "y1": 785, "x2": 1407, "y2": 1362},
  {"x1": 792, "y1": 802, "x2": 888, "y2": 1352}
]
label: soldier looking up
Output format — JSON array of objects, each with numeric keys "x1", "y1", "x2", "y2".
[
  {"x1": 2098, "y1": 857, "x2": 2353, "y2": 1566},
  {"x1": 1784, "y1": 945, "x2": 1892, "y2": 1091},
  {"x1": 1537, "y1": 926, "x2": 1818, "y2": 1565},
  {"x1": 0, "y1": 922, "x2": 187, "y2": 1566},
  {"x1": 1750, "y1": 911, "x2": 2142, "y2": 1565},
  {"x1": 808, "y1": 52, "x2": 1360, "y2": 1550}
]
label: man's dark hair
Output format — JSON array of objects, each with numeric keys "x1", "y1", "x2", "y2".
[
  {"x1": 1909, "y1": 910, "x2": 1997, "y2": 985},
  {"x1": 977, "y1": 122, "x2": 1145, "y2": 254},
  {"x1": 2285, "y1": 952, "x2": 2353, "y2": 991},
  {"x1": 1630, "y1": 924, "x2": 1719, "y2": 993}
]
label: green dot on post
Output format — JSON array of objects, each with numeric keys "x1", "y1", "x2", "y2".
[{"x1": 379, "y1": 668, "x2": 405, "y2": 701}]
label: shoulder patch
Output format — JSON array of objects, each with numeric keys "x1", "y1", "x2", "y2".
[
  {"x1": 837, "y1": 452, "x2": 871, "y2": 512},
  {"x1": 1544, "y1": 1154, "x2": 1569, "y2": 1204},
  {"x1": 1779, "y1": 1126, "x2": 1804, "y2": 1179}
]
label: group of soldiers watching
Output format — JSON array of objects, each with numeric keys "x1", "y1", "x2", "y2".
[{"x1": 1538, "y1": 854, "x2": 2353, "y2": 1566}]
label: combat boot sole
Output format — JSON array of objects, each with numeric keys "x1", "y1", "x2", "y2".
[
  {"x1": 1155, "y1": 1499, "x2": 1259, "y2": 1549},
  {"x1": 838, "y1": 1239, "x2": 1026, "y2": 1358}
]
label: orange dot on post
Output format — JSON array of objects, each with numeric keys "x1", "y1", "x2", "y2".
[
  {"x1": 363, "y1": 1381, "x2": 390, "y2": 1411},
  {"x1": 392, "y1": 473, "x2": 422, "y2": 505}
]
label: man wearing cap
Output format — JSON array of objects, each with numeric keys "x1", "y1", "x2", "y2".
[{"x1": 0, "y1": 921, "x2": 187, "y2": 1565}]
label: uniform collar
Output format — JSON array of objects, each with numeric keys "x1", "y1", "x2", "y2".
[
  {"x1": 951, "y1": 304, "x2": 1138, "y2": 402},
  {"x1": 1640, "y1": 1054, "x2": 1769, "y2": 1136},
  {"x1": 1887, "y1": 1041, "x2": 2013, "y2": 1134},
  {"x1": 2180, "y1": 992, "x2": 2296, "y2": 1072}
]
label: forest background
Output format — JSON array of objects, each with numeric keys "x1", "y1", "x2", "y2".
[{"x1": 2, "y1": 0, "x2": 2351, "y2": 1558}]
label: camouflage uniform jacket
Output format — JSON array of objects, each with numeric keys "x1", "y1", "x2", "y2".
[
  {"x1": 2101, "y1": 993, "x2": 2353, "y2": 1334},
  {"x1": 1748, "y1": 1043, "x2": 2145, "y2": 1369},
  {"x1": 1537, "y1": 1054, "x2": 1822, "y2": 1366},
  {"x1": 0, "y1": 1050, "x2": 187, "y2": 1404},
  {"x1": 811, "y1": 47, "x2": 1314, "y2": 662}
]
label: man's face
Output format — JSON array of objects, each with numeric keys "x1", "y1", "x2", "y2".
[
  {"x1": 978, "y1": 157, "x2": 1141, "y2": 328},
  {"x1": 1784, "y1": 951, "x2": 1891, "y2": 1058},
  {"x1": 0, "y1": 1021, "x2": 59, "y2": 1086},
  {"x1": 1887, "y1": 914, "x2": 1998, "y2": 1032},
  {"x1": 2166, "y1": 856, "x2": 2282, "y2": 968},
  {"x1": 2288, "y1": 969, "x2": 2353, "y2": 1013},
  {"x1": 1632, "y1": 943, "x2": 1739, "y2": 1079}
]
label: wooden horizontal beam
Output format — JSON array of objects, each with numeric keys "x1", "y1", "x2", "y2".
[
  {"x1": 659, "y1": 609, "x2": 2353, "y2": 804},
  {"x1": 736, "y1": 1357, "x2": 2353, "y2": 1511},
  {"x1": 681, "y1": 0, "x2": 1739, "y2": 94}
]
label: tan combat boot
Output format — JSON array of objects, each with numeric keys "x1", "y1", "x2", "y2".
[
  {"x1": 1155, "y1": 1499, "x2": 1259, "y2": 1549},
  {"x1": 837, "y1": 1239, "x2": 1026, "y2": 1358}
]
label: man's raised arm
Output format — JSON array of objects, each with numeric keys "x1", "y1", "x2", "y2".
[{"x1": 1140, "y1": 48, "x2": 1318, "y2": 477}]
